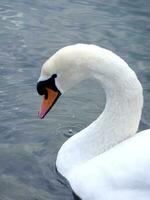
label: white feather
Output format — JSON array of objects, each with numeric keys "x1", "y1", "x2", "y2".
[{"x1": 39, "y1": 44, "x2": 150, "y2": 200}]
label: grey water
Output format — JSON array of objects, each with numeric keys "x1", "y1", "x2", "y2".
[{"x1": 0, "y1": 0, "x2": 150, "y2": 199}]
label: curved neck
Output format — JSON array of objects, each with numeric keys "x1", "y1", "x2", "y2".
[{"x1": 56, "y1": 48, "x2": 143, "y2": 178}]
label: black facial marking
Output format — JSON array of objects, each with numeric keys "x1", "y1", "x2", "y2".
[{"x1": 37, "y1": 74, "x2": 61, "y2": 97}]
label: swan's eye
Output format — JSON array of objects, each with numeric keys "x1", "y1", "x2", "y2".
[{"x1": 52, "y1": 74, "x2": 57, "y2": 78}]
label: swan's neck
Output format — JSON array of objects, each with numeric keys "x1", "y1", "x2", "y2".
[{"x1": 56, "y1": 48, "x2": 143, "y2": 179}]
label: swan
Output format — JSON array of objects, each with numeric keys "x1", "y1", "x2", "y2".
[{"x1": 37, "y1": 44, "x2": 150, "y2": 200}]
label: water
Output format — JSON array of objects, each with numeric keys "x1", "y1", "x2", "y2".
[{"x1": 0, "y1": 0, "x2": 150, "y2": 199}]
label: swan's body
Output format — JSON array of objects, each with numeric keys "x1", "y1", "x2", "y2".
[{"x1": 37, "y1": 44, "x2": 150, "y2": 200}]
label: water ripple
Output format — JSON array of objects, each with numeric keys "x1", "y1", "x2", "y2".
[{"x1": 0, "y1": 0, "x2": 150, "y2": 199}]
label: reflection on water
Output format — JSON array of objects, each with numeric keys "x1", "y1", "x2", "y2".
[{"x1": 0, "y1": 0, "x2": 150, "y2": 199}]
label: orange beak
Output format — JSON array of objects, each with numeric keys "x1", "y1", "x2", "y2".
[{"x1": 38, "y1": 88, "x2": 60, "y2": 119}]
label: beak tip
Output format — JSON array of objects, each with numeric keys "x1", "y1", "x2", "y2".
[{"x1": 38, "y1": 112, "x2": 45, "y2": 119}]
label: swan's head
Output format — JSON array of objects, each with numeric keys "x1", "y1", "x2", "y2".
[
  {"x1": 37, "y1": 45, "x2": 89, "y2": 119},
  {"x1": 37, "y1": 44, "x2": 142, "y2": 119}
]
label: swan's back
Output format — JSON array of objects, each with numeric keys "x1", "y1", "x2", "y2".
[{"x1": 69, "y1": 130, "x2": 150, "y2": 200}]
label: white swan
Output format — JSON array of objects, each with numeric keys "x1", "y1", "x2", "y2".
[{"x1": 37, "y1": 44, "x2": 150, "y2": 200}]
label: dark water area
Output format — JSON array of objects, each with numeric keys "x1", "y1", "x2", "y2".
[{"x1": 0, "y1": 0, "x2": 150, "y2": 199}]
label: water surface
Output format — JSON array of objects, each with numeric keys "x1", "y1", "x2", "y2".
[{"x1": 0, "y1": 0, "x2": 150, "y2": 199}]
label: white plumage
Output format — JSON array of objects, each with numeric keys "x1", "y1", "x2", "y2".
[{"x1": 38, "y1": 44, "x2": 150, "y2": 200}]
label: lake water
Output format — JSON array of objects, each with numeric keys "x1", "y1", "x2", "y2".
[{"x1": 0, "y1": 0, "x2": 150, "y2": 199}]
